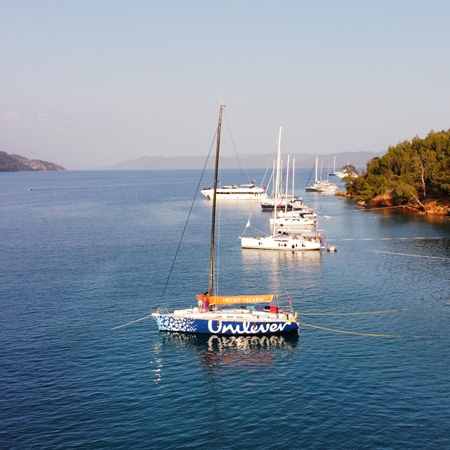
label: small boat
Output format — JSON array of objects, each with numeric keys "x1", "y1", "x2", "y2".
[
  {"x1": 261, "y1": 156, "x2": 306, "y2": 212},
  {"x1": 305, "y1": 156, "x2": 338, "y2": 193},
  {"x1": 329, "y1": 157, "x2": 346, "y2": 178},
  {"x1": 269, "y1": 157, "x2": 317, "y2": 227},
  {"x1": 261, "y1": 196, "x2": 294, "y2": 211},
  {"x1": 306, "y1": 180, "x2": 338, "y2": 193},
  {"x1": 290, "y1": 198, "x2": 311, "y2": 210},
  {"x1": 27, "y1": 187, "x2": 34, "y2": 191},
  {"x1": 152, "y1": 106, "x2": 299, "y2": 336},
  {"x1": 327, "y1": 244, "x2": 337, "y2": 252},
  {"x1": 270, "y1": 211, "x2": 317, "y2": 227},
  {"x1": 201, "y1": 181, "x2": 268, "y2": 200},
  {"x1": 329, "y1": 171, "x2": 346, "y2": 178}
]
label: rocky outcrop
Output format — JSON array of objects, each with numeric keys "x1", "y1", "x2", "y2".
[
  {"x1": 0, "y1": 151, "x2": 66, "y2": 172},
  {"x1": 422, "y1": 200, "x2": 450, "y2": 216}
]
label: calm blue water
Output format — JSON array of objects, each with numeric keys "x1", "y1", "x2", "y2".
[{"x1": 1, "y1": 169, "x2": 449, "y2": 449}]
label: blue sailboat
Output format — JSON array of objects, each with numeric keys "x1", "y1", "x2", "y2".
[{"x1": 152, "y1": 105, "x2": 299, "y2": 335}]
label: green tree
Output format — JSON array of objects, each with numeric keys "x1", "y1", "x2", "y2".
[{"x1": 344, "y1": 129, "x2": 450, "y2": 206}]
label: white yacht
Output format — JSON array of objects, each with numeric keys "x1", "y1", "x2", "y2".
[{"x1": 201, "y1": 181, "x2": 268, "y2": 200}]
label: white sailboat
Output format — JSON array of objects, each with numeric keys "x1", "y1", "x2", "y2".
[
  {"x1": 260, "y1": 159, "x2": 296, "y2": 211},
  {"x1": 329, "y1": 156, "x2": 346, "y2": 178},
  {"x1": 152, "y1": 106, "x2": 299, "y2": 335},
  {"x1": 270, "y1": 157, "x2": 317, "y2": 227},
  {"x1": 240, "y1": 127, "x2": 322, "y2": 251},
  {"x1": 305, "y1": 156, "x2": 338, "y2": 193}
]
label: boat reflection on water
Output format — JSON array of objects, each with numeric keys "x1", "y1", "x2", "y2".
[
  {"x1": 242, "y1": 247, "x2": 323, "y2": 262},
  {"x1": 241, "y1": 246, "x2": 323, "y2": 276},
  {"x1": 156, "y1": 331, "x2": 299, "y2": 369},
  {"x1": 202, "y1": 199, "x2": 266, "y2": 210}
]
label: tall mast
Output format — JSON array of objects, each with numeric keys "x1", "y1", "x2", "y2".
[
  {"x1": 315, "y1": 155, "x2": 318, "y2": 184},
  {"x1": 292, "y1": 158, "x2": 295, "y2": 200},
  {"x1": 284, "y1": 154, "x2": 290, "y2": 213},
  {"x1": 209, "y1": 104, "x2": 224, "y2": 296},
  {"x1": 273, "y1": 127, "x2": 282, "y2": 237}
]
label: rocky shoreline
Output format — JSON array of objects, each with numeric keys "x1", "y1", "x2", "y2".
[{"x1": 338, "y1": 190, "x2": 450, "y2": 216}]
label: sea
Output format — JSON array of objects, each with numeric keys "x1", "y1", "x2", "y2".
[{"x1": 1, "y1": 169, "x2": 449, "y2": 450}]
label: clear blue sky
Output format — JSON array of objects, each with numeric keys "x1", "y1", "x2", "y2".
[{"x1": 1, "y1": 0, "x2": 449, "y2": 169}]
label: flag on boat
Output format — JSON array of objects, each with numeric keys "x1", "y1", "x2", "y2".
[{"x1": 246, "y1": 220, "x2": 251, "y2": 228}]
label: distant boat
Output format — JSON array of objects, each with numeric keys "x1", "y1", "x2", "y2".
[
  {"x1": 152, "y1": 106, "x2": 299, "y2": 335},
  {"x1": 261, "y1": 195, "x2": 296, "y2": 211},
  {"x1": 329, "y1": 156, "x2": 346, "y2": 178},
  {"x1": 27, "y1": 187, "x2": 34, "y2": 191},
  {"x1": 270, "y1": 210, "x2": 317, "y2": 227},
  {"x1": 270, "y1": 156, "x2": 317, "y2": 227},
  {"x1": 261, "y1": 154, "x2": 299, "y2": 211},
  {"x1": 305, "y1": 156, "x2": 338, "y2": 193},
  {"x1": 201, "y1": 181, "x2": 268, "y2": 200}
]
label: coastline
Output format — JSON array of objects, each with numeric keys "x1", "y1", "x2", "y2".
[{"x1": 338, "y1": 190, "x2": 450, "y2": 216}]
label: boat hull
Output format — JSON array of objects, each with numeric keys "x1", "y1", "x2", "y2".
[
  {"x1": 152, "y1": 311, "x2": 299, "y2": 335},
  {"x1": 305, "y1": 182, "x2": 338, "y2": 193},
  {"x1": 240, "y1": 236, "x2": 321, "y2": 251},
  {"x1": 261, "y1": 203, "x2": 292, "y2": 211},
  {"x1": 269, "y1": 217, "x2": 316, "y2": 226},
  {"x1": 201, "y1": 188, "x2": 268, "y2": 200}
]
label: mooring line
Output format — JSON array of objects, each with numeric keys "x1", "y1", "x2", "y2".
[
  {"x1": 299, "y1": 308, "x2": 406, "y2": 316},
  {"x1": 299, "y1": 321, "x2": 401, "y2": 338},
  {"x1": 111, "y1": 314, "x2": 153, "y2": 331},
  {"x1": 336, "y1": 236, "x2": 443, "y2": 242},
  {"x1": 368, "y1": 250, "x2": 450, "y2": 260}
]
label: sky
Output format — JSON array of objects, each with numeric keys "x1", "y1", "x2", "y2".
[{"x1": 1, "y1": 0, "x2": 450, "y2": 169}]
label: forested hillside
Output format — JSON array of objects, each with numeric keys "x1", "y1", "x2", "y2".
[
  {"x1": 344, "y1": 129, "x2": 450, "y2": 214},
  {"x1": 0, "y1": 151, "x2": 66, "y2": 172}
]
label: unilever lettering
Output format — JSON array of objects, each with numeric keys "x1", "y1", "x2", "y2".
[{"x1": 208, "y1": 320, "x2": 290, "y2": 334}]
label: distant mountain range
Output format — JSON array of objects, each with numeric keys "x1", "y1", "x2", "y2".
[
  {"x1": 0, "y1": 151, "x2": 66, "y2": 172},
  {"x1": 0, "y1": 150, "x2": 385, "y2": 172},
  {"x1": 103, "y1": 151, "x2": 385, "y2": 170}
]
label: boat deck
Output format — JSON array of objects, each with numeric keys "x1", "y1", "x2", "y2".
[{"x1": 160, "y1": 307, "x2": 294, "y2": 322}]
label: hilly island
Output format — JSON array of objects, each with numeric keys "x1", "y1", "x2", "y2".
[{"x1": 0, "y1": 151, "x2": 66, "y2": 172}]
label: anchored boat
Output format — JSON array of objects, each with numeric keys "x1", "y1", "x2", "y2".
[
  {"x1": 201, "y1": 182, "x2": 268, "y2": 200},
  {"x1": 152, "y1": 106, "x2": 299, "y2": 336}
]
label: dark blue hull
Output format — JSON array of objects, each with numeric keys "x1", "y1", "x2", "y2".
[{"x1": 154, "y1": 314, "x2": 299, "y2": 335}]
